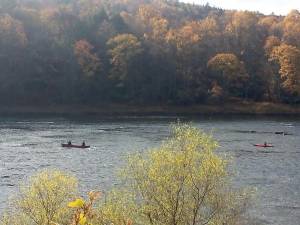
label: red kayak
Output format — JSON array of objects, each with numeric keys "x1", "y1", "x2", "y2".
[
  {"x1": 61, "y1": 144, "x2": 90, "y2": 149},
  {"x1": 253, "y1": 144, "x2": 273, "y2": 148}
]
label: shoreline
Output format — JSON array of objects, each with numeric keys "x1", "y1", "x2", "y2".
[{"x1": 0, "y1": 102, "x2": 299, "y2": 116}]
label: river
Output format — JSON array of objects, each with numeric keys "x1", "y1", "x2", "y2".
[{"x1": 0, "y1": 115, "x2": 299, "y2": 224}]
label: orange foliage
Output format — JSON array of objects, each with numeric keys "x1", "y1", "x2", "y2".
[
  {"x1": 74, "y1": 40, "x2": 101, "y2": 77},
  {"x1": 270, "y1": 44, "x2": 300, "y2": 95}
]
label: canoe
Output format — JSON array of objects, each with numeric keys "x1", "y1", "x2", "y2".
[
  {"x1": 253, "y1": 144, "x2": 273, "y2": 148},
  {"x1": 61, "y1": 144, "x2": 90, "y2": 149}
]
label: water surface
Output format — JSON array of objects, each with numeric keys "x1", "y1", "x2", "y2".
[{"x1": 0, "y1": 115, "x2": 299, "y2": 225}]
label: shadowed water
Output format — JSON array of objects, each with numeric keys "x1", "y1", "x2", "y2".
[{"x1": 0, "y1": 115, "x2": 299, "y2": 225}]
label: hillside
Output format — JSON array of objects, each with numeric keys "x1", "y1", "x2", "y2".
[{"x1": 0, "y1": 0, "x2": 300, "y2": 106}]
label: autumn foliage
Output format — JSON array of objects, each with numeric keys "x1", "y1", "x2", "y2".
[{"x1": 0, "y1": 0, "x2": 300, "y2": 104}]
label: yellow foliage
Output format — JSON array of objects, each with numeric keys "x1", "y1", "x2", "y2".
[
  {"x1": 270, "y1": 43, "x2": 300, "y2": 95},
  {"x1": 79, "y1": 213, "x2": 86, "y2": 225},
  {"x1": 68, "y1": 199, "x2": 85, "y2": 208},
  {"x1": 1, "y1": 169, "x2": 78, "y2": 225},
  {"x1": 95, "y1": 190, "x2": 137, "y2": 225},
  {"x1": 100, "y1": 123, "x2": 252, "y2": 225}
]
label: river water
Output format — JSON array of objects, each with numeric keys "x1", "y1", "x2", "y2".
[{"x1": 0, "y1": 115, "x2": 299, "y2": 224}]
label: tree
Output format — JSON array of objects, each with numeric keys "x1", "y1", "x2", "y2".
[
  {"x1": 166, "y1": 18, "x2": 221, "y2": 103},
  {"x1": 225, "y1": 11, "x2": 259, "y2": 46},
  {"x1": 39, "y1": 6, "x2": 80, "y2": 45},
  {"x1": 208, "y1": 53, "x2": 249, "y2": 98},
  {"x1": 107, "y1": 34, "x2": 143, "y2": 99},
  {"x1": 225, "y1": 11, "x2": 267, "y2": 99},
  {"x1": 76, "y1": 0, "x2": 105, "y2": 21},
  {"x1": 100, "y1": 124, "x2": 251, "y2": 225},
  {"x1": 263, "y1": 36, "x2": 282, "y2": 101},
  {"x1": 0, "y1": 0, "x2": 298, "y2": 105},
  {"x1": 0, "y1": 14, "x2": 28, "y2": 104},
  {"x1": 270, "y1": 44, "x2": 300, "y2": 100},
  {"x1": 0, "y1": 14, "x2": 27, "y2": 49},
  {"x1": 264, "y1": 36, "x2": 281, "y2": 57},
  {"x1": 283, "y1": 10, "x2": 300, "y2": 48},
  {"x1": 1, "y1": 170, "x2": 78, "y2": 225},
  {"x1": 258, "y1": 16, "x2": 281, "y2": 37},
  {"x1": 74, "y1": 40, "x2": 101, "y2": 77}
]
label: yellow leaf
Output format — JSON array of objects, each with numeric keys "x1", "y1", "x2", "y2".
[
  {"x1": 79, "y1": 213, "x2": 87, "y2": 225},
  {"x1": 68, "y1": 198, "x2": 85, "y2": 208}
]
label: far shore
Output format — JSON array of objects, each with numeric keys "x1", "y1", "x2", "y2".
[{"x1": 0, "y1": 102, "x2": 299, "y2": 116}]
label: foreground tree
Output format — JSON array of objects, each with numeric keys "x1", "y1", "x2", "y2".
[
  {"x1": 100, "y1": 124, "x2": 252, "y2": 225},
  {"x1": 1, "y1": 170, "x2": 78, "y2": 225}
]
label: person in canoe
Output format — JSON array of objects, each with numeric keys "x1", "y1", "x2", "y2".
[
  {"x1": 68, "y1": 140, "x2": 72, "y2": 146},
  {"x1": 264, "y1": 142, "x2": 267, "y2": 147},
  {"x1": 82, "y1": 141, "x2": 86, "y2": 147}
]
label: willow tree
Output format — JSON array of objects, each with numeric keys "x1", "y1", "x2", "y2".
[{"x1": 99, "y1": 124, "x2": 252, "y2": 225}]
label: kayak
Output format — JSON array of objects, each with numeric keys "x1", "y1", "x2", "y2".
[
  {"x1": 61, "y1": 144, "x2": 90, "y2": 149},
  {"x1": 275, "y1": 132, "x2": 292, "y2": 135},
  {"x1": 253, "y1": 144, "x2": 273, "y2": 147}
]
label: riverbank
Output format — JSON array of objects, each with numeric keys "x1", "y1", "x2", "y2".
[{"x1": 0, "y1": 101, "x2": 299, "y2": 116}]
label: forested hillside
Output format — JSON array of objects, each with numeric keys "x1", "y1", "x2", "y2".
[{"x1": 0, "y1": 0, "x2": 300, "y2": 105}]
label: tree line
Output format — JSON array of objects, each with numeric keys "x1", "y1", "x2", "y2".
[{"x1": 1, "y1": 0, "x2": 300, "y2": 105}]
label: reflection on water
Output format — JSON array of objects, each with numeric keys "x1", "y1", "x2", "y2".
[{"x1": 0, "y1": 115, "x2": 299, "y2": 225}]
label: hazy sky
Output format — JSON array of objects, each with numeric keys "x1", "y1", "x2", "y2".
[{"x1": 180, "y1": 0, "x2": 300, "y2": 15}]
